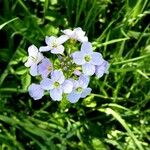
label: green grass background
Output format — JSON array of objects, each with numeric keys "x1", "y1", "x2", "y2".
[{"x1": 0, "y1": 0, "x2": 150, "y2": 149}]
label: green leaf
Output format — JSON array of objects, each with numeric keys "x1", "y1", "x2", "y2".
[
  {"x1": 16, "y1": 67, "x2": 28, "y2": 75},
  {"x1": 92, "y1": 138, "x2": 108, "y2": 150},
  {"x1": 82, "y1": 95, "x2": 96, "y2": 108},
  {"x1": 0, "y1": 17, "x2": 18, "y2": 30},
  {"x1": 15, "y1": 66, "x2": 28, "y2": 75},
  {"x1": 21, "y1": 73, "x2": 31, "y2": 90},
  {"x1": 98, "y1": 108, "x2": 144, "y2": 150}
]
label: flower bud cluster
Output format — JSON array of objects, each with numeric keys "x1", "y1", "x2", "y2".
[{"x1": 25, "y1": 27, "x2": 109, "y2": 103}]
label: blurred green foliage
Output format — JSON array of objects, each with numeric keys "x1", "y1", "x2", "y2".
[{"x1": 0, "y1": 0, "x2": 150, "y2": 149}]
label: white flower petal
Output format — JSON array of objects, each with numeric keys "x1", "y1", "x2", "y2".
[
  {"x1": 81, "y1": 88, "x2": 92, "y2": 98},
  {"x1": 91, "y1": 52, "x2": 103, "y2": 65},
  {"x1": 81, "y1": 42, "x2": 93, "y2": 54},
  {"x1": 78, "y1": 36, "x2": 88, "y2": 43},
  {"x1": 74, "y1": 28, "x2": 88, "y2": 42},
  {"x1": 38, "y1": 58, "x2": 52, "y2": 78},
  {"x1": 61, "y1": 29, "x2": 73, "y2": 36},
  {"x1": 25, "y1": 57, "x2": 33, "y2": 67},
  {"x1": 28, "y1": 45, "x2": 38, "y2": 57},
  {"x1": 45, "y1": 36, "x2": 56, "y2": 46},
  {"x1": 50, "y1": 88, "x2": 62, "y2": 101},
  {"x1": 78, "y1": 75, "x2": 90, "y2": 88},
  {"x1": 28, "y1": 84, "x2": 44, "y2": 100},
  {"x1": 39, "y1": 46, "x2": 50, "y2": 52},
  {"x1": 36, "y1": 52, "x2": 44, "y2": 63},
  {"x1": 40, "y1": 78, "x2": 53, "y2": 90},
  {"x1": 62, "y1": 80, "x2": 73, "y2": 93},
  {"x1": 51, "y1": 45, "x2": 64, "y2": 54},
  {"x1": 30, "y1": 64, "x2": 38, "y2": 76},
  {"x1": 51, "y1": 70, "x2": 65, "y2": 84},
  {"x1": 57, "y1": 35, "x2": 69, "y2": 44},
  {"x1": 95, "y1": 61, "x2": 109, "y2": 78},
  {"x1": 74, "y1": 27, "x2": 85, "y2": 36},
  {"x1": 82, "y1": 63, "x2": 95, "y2": 76},
  {"x1": 67, "y1": 91, "x2": 81, "y2": 103},
  {"x1": 72, "y1": 51, "x2": 85, "y2": 65}
]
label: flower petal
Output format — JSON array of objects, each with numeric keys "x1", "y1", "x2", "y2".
[
  {"x1": 61, "y1": 29, "x2": 73, "y2": 36},
  {"x1": 45, "y1": 36, "x2": 56, "y2": 46},
  {"x1": 73, "y1": 69, "x2": 81, "y2": 76},
  {"x1": 95, "y1": 60, "x2": 109, "y2": 78},
  {"x1": 82, "y1": 63, "x2": 95, "y2": 76},
  {"x1": 41, "y1": 58, "x2": 52, "y2": 66},
  {"x1": 51, "y1": 70, "x2": 65, "y2": 84},
  {"x1": 36, "y1": 52, "x2": 44, "y2": 63},
  {"x1": 50, "y1": 88, "x2": 62, "y2": 101},
  {"x1": 39, "y1": 46, "x2": 50, "y2": 52},
  {"x1": 81, "y1": 88, "x2": 92, "y2": 98},
  {"x1": 51, "y1": 45, "x2": 64, "y2": 54},
  {"x1": 78, "y1": 75, "x2": 90, "y2": 88},
  {"x1": 91, "y1": 52, "x2": 103, "y2": 65},
  {"x1": 74, "y1": 27, "x2": 85, "y2": 36},
  {"x1": 78, "y1": 36, "x2": 88, "y2": 43},
  {"x1": 25, "y1": 57, "x2": 33, "y2": 67},
  {"x1": 57, "y1": 35, "x2": 69, "y2": 44},
  {"x1": 74, "y1": 28, "x2": 88, "y2": 42},
  {"x1": 62, "y1": 80, "x2": 73, "y2": 93},
  {"x1": 40, "y1": 78, "x2": 53, "y2": 90},
  {"x1": 28, "y1": 45, "x2": 38, "y2": 56},
  {"x1": 38, "y1": 58, "x2": 52, "y2": 78},
  {"x1": 67, "y1": 91, "x2": 81, "y2": 103},
  {"x1": 39, "y1": 69, "x2": 49, "y2": 78},
  {"x1": 72, "y1": 51, "x2": 85, "y2": 65},
  {"x1": 30, "y1": 64, "x2": 38, "y2": 76},
  {"x1": 28, "y1": 84, "x2": 44, "y2": 100},
  {"x1": 81, "y1": 42, "x2": 93, "y2": 54}
]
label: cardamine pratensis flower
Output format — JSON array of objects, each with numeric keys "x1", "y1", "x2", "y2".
[
  {"x1": 39, "y1": 35, "x2": 68, "y2": 54},
  {"x1": 28, "y1": 83, "x2": 44, "y2": 100},
  {"x1": 67, "y1": 75, "x2": 91, "y2": 103},
  {"x1": 61, "y1": 27, "x2": 88, "y2": 43},
  {"x1": 40, "y1": 70, "x2": 73, "y2": 101},
  {"x1": 25, "y1": 45, "x2": 44, "y2": 76},
  {"x1": 25, "y1": 27, "x2": 109, "y2": 103},
  {"x1": 95, "y1": 60, "x2": 110, "y2": 78},
  {"x1": 38, "y1": 58, "x2": 53, "y2": 78},
  {"x1": 72, "y1": 42, "x2": 103, "y2": 75}
]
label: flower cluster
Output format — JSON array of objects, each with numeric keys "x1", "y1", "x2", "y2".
[{"x1": 25, "y1": 27, "x2": 109, "y2": 103}]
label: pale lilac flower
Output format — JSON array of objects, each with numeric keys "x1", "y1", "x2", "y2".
[
  {"x1": 67, "y1": 75, "x2": 92, "y2": 103},
  {"x1": 61, "y1": 27, "x2": 88, "y2": 43},
  {"x1": 39, "y1": 36, "x2": 68, "y2": 54},
  {"x1": 28, "y1": 83, "x2": 44, "y2": 100},
  {"x1": 72, "y1": 42, "x2": 103, "y2": 76},
  {"x1": 95, "y1": 60, "x2": 109, "y2": 78},
  {"x1": 25, "y1": 45, "x2": 44, "y2": 76},
  {"x1": 40, "y1": 70, "x2": 73, "y2": 101},
  {"x1": 38, "y1": 58, "x2": 53, "y2": 78}
]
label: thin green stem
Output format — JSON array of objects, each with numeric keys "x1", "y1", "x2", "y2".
[
  {"x1": 0, "y1": 88, "x2": 26, "y2": 93},
  {"x1": 113, "y1": 54, "x2": 150, "y2": 65}
]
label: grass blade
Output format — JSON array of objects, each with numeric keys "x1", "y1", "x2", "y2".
[
  {"x1": 99, "y1": 108, "x2": 144, "y2": 150},
  {"x1": 0, "y1": 17, "x2": 18, "y2": 30}
]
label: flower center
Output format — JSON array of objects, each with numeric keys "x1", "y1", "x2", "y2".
[
  {"x1": 59, "y1": 56, "x2": 75, "y2": 77},
  {"x1": 76, "y1": 87, "x2": 83, "y2": 93},
  {"x1": 47, "y1": 65, "x2": 52, "y2": 71},
  {"x1": 69, "y1": 38, "x2": 77, "y2": 44},
  {"x1": 31, "y1": 56, "x2": 37, "y2": 62},
  {"x1": 84, "y1": 55, "x2": 91, "y2": 62},
  {"x1": 54, "y1": 81, "x2": 60, "y2": 88},
  {"x1": 52, "y1": 41, "x2": 58, "y2": 48}
]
